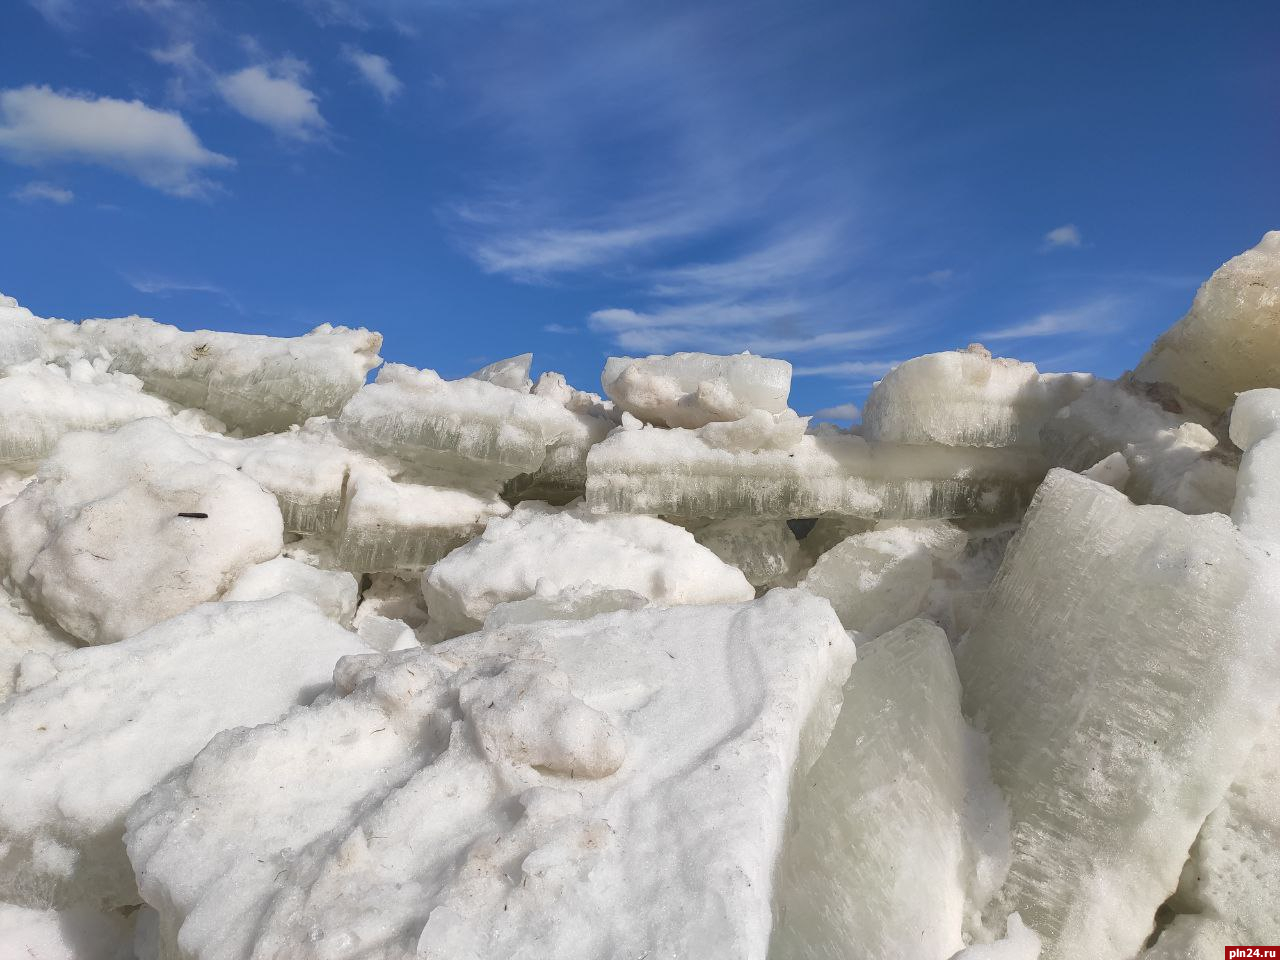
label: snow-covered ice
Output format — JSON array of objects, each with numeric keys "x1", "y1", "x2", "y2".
[
  {"x1": 601, "y1": 351, "x2": 791, "y2": 428},
  {"x1": 125, "y1": 590, "x2": 854, "y2": 960},
  {"x1": 422, "y1": 500, "x2": 754, "y2": 638},
  {"x1": 0, "y1": 419, "x2": 283, "y2": 644},
  {"x1": 0, "y1": 902, "x2": 134, "y2": 960},
  {"x1": 0, "y1": 596, "x2": 369, "y2": 910}
]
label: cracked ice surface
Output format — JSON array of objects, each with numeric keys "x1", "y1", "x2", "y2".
[
  {"x1": 0, "y1": 596, "x2": 370, "y2": 910},
  {"x1": 956, "y1": 469, "x2": 1280, "y2": 960},
  {"x1": 125, "y1": 589, "x2": 855, "y2": 960}
]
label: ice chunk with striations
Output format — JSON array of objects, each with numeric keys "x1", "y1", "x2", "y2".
[
  {"x1": 423, "y1": 500, "x2": 753, "y2": 638},
  {"x1": 799, "y1": 521, "x2": 968, "y2": 636},
  {"x1": 586, "y1": 423, "x2": 1045, "y2": 520},
  {"x1": 0, "y1": 902, "x2": 135, "y2": 960},
  {"x1": 0, "y1": 358, "x2": 174, "y2": 468},
  {"x1": 955, "y1": 469, "x2": 1280, "y2": 960},
  {"x1": 336, "y1": 363, "x2": 580, "y2": 488},
  {"x1": 601, "y1": 351, "x2": 791, "y2": 428},
  {"x1": 0, "y1": 596, "x2": 369, "y2": 910},
  {"x1": 77, "y1": 315, "x2": 382, "y2": 435},
  {"x1": 333, "y1": 466, "x2": 510, "y2": 573},
  {"x1": 1134, "y1": 231, "x2": 1280, "y2": 413},
  {"x1": 692, "y1": 516, "x2": 802, "y2": 587},
  {"x1": 467, "y1": 353, "x2": 533, "y2": 392},
  {"x1": 125, "y1": 589, "x2": 855, "y2": 960},
  {"x1": 772, "y1": 619, "x2": 1010, "y2": 960},
  {"x1": 862, "y1": 345, "x2": 1091, "y2": 448},
  {"x1": 222, "y1": 556, "x2": 358, "y2": 626},
  {"x1": 0, "y1": 419, "x2": 283, "y2": 644}
]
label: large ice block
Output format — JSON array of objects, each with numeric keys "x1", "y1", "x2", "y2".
[
  {"x1": 0, "y1": 358, "x2": 175, "y2": 468},
  {"x1": 333, "y1": 467, "x2": 509, "y2": 573},
  {"x1": 0, "y1": 596, "x2": 369, "y2": 909},
  {"x1": 955, "y1": 469, "x2": 1280, "y2": 960},
  {"x1": 222, "y1": 556, "x2": 359, "y2": 626},
  {"x1": 587, "y1": 422, "x2": 1045, "y2": 520},
  {"x1": 862, "y1": 346, "x2": 1090, "y2": 448},
  {"x1": 467, "y1": 352, "x2": 533, "y2": 392},
  {"x1": 0, "y1": 419, "x2": 283, "y2": 644},
  {"x1": 1134, "y1": 231, "x2": 1280, "y2": 413},
  {"x1": 423, "y1": 500, "x2": 754, "y2": 637},
  {"x1": 601, "y1": 351, "x2": 792, "y2": 428},
  {"x1": 336, "y1": 363, "x2": 581, "y2": 488},
  {"x1": 771, "y1": 619, "x2": 1009, "y2": 960},
  {"x1": 77, "y1": 315, "x2": 383, "y2": 435},
  {"x1": 125, "y1": 589, "x2": 855, "y2": 960}
]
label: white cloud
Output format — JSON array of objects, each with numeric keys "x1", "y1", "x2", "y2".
[
  {"x1": 11, "y1": 180, "x2": 73, "y2": 204},
  {"x1": 792, "y1": 359, "x2": 899, "y2": 379},
  {"x1": 217, "y1": 61, "x2": 326, "y2": 140},
  {"x1": 344, "y1": 46, "x2": 402, "y2": 102},
  {"x1": 469, "y1": 217, "x2": 698, "y2": 278},
  {"x1": 26, "y1": 0, "x2": 76, "y2": 27},
  {"x1": 1042, "y1": 223, "x2": 1082, "y2": 250},
  {"x1": 0, "y1": 85, "x2": 231, "y2": 197},
  {"x1": 542, "y1": 323, "x2": 574, "y2": 334},
  {"x1": 977, "y1": 297, "x2": 1121, "y2": 340},
  {"x1": 812, "y1": 402, "x2": 860, "y2": 421}
]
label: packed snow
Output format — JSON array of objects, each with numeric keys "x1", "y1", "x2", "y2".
[{"x1": 0, "y1": 230, "x2": 1278, "y2": 958}]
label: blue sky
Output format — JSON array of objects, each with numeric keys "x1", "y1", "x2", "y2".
[{"x1": 2, "y1": 0, "x2": 1277, "y2": 420}]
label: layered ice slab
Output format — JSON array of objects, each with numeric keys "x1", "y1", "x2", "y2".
[
  {"x1": 955, "y1": 469, "x2": 1280, "y2": 960},
  {"x1": 0, "y1": 596, "x2": 369, "y2": 910},
  {"x1": 862, "y1": 345, "x2": 1090, "y2": 449},
  {"x1": 0, "y1": 358, "x2": 174, "y2": 468},
  {"x1": 75, "y1": 316, "x2": 383, "y2": 435},
  {"x1": 423, "y1": 500, "x2": 754, "y2": 637},
  {"x1": 692, "y1": 517, "x2": 802, "y2": 587},
  {"x1": 0, "y1": 294, "x2": 78, "y2": 368},
  {"x1": 333, "y1": 467, "x2": 510, "y2": 572},
  {"x1": 1230, "y1": 388, "x2": 1280, "y2": 547},
  {"x1": 0, "y1": 419, "x2": 283, "y2": 644},
  {"x1": 125, "y1": 589, "x2": 856, "y2": 960},
  {"x1": 586, "y1": 421, "x2": 1045, "y2": 520},
  {"x1": 601, "y1": 351, "x2": 791, "y2": 428},
  {"x1": 799, "y1": 521, "x2": 968, "y2": 636},
  {"x1": 1134, "y1": 231, "x2": 1280, "y2": 413},
  {"x1": 772, "y1": 619, "x2": 1008, "y2": 960},
  {"x1": 336, "y1": 363, "x2": 582, "y2": 488}
]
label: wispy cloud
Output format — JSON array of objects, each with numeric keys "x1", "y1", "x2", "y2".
[
  {"x1": 977, "y1": 296, "x2": 1122, "y2": 340},
  {"x1": 127, "y1": 275, "x2": 244, "y2": 312},
  {"x1": 217, "y1": 59, "x2": 327, "y2": 141},
  {"x1": 812, "y1": 402, "x2": 860, "y2": 421},
  {"x1": 543, "y1": 323, "x2": 574, "y2": 334},
  {"x1": 912, "y1": 268, "x2": 954, "y2": 287},
  {"x1": 1042, "y1": 223, "x2": 1082, "y2": 250},
  {"x1": 0, "y1": 85, "x2": 231, "y2": 197},
  {"x1": 343, "y1": 46, "x2": 402, "y2": 102},
  {"x1": 11, "y1": 180, "x2": 73, "y2": 204}
]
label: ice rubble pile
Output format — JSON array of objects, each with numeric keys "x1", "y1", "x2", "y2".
[{"x1": 0, "y1": 231, "x2": 1277, "y2": 960}]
